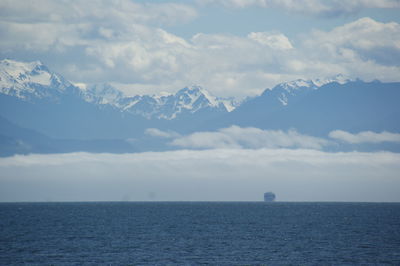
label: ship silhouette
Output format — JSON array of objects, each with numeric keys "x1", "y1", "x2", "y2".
[{"x1": 264, "y1": 192, "x2": 276, "y2": 202}]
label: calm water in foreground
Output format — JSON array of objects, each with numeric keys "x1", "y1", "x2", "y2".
[{"x1": 1, "y1": 202, "x2": 399, "y2": 265}]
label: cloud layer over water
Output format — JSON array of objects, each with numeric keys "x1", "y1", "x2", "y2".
[
  {"x1": 147, "y1": 126, "x2": 400, "y2": 149},
  {"x1": 329, "y1": 130, "x2": 400, "y2": 144},
  {"x1": 1, "y1": 149, "x2": 399, "y2": 202},
  {"x1": 169, "y1": 126, "x2": 330, "y2": 149}
]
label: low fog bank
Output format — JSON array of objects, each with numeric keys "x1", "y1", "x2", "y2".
[
  {"x1": 0, "y1": 149, "x2": 399, "y2": 202},
  {"x1": 145, "y1": 126, "x2": 400, "y2": 153}
]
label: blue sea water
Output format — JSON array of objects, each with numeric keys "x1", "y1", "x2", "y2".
[{"x1": 1, "y1": 202, "x2": 400, "y2": 265}]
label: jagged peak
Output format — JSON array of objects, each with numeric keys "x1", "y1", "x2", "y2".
[
  {"x1": 177, "y1": 85, "x2": 205, "y2": 95},
  {"x1": 264, "y1": 74, "x2": 357, "y2": 107},
  {"x1": 273, "y1": 74, "x2": 355, "y2": 92},
  {"x1": 176, "y1": 85, "x2": 220, "y2": 107},
  {"x1": 279, "y1": 79, "x2": 317, "y2": 91},
  {"x1": 312, "y1": 73, "x2": 354, "y2": 87},
  {"x1": 0, "y1": 59, "x2": 73, "y2": 100},
  {"x1": 0, "y1": 58, "x2": 45, "y2": 73},
  {"x1": 80, "y1": 83, "x2": 125, "y2": 106}
]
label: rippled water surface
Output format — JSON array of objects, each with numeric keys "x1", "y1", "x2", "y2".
[{"x1": 1, "y1": 202, "x2": 400, "y2": 265}]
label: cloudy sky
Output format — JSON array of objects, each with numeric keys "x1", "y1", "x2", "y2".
[
  {"x1": 1, "y1": 1, "x2": 400, "y2": 202},
  {"x1": 1, "y1": 0, "x2": 399, "y2": 97}
]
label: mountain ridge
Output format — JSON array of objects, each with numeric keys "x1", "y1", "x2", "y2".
[
  {"x1": 0, "y1": 59, "x2": 236, "y2": 120},
  {"x1": 1, "y1": 58, "x2": 399, "y2": 155},
  {"x1": 1, "y1": 59, "x2": 355, "y2": 121}
]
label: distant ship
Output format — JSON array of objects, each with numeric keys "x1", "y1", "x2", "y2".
[{"x1": 264, "y1": 192, "x2": 276, "y2": 202}]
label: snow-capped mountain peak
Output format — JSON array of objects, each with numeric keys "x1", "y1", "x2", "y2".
[
  {"x1": 81, "y1": 83, "x2": 124, "y2": 106},
  {"x1": 277, "y1": 74, "x2": 353, "y2": 92},
  {"x1": 0, "y1": 59, "x2": 71, "y2": 100},
  {"x1": 73, "y1": 82, "x2": 236, "y2": 120},
  {"x1": 176, "y1": 85, "x2": 239, "y2": 113},
  {"x1": 0, "y1": 60, "x2": 361, "y2": 122},
  {"x1": 0, "y1": 59, "x2": 236, "y2": 119},
  {"x1": 218, "y1": 97, "x2": 239, "y2": 112},
  {"x1": 176, "y1": 85, "x2": 219, "y2": 109},
  {"x1": 269, "y1": 74, "x2": 354, "y2": 106},
  {"x1": 1, "y1": 59, "x2": 44, "y2": 75},
  {"x1": 280, "y1": 79, "x2": 318, "y2": 91},
  {"x1": 121, "y1": 85, "x2": 232, "y2": 120},
  {"x1": 312, "y1": 74, "x2": 353, "y2": 87}
]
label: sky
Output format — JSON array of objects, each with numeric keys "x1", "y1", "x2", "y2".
[
  {"x1": 0, "y1": 0, "x2": 399, "y2": 98},
  {"x1": 1, "y1": 0, "x2": 400, "y2": 202}
]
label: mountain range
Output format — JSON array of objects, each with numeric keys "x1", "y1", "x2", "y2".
[{"x1": 1, "y1": 59, "x2": 399, "y2": 155}]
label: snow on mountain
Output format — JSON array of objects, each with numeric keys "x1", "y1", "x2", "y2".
[
  {"x1": 79, "y1": 84, "x2": 233, "y2": 119},
  {"x1": 174, "y1": 86, "x2": 222, "y2": 113},
  {"x1": 122, "y1": 85, "x2": 234, "y2": 120},
  {"x1": 269, "y1": 74, "x2": 353, "y2": 106},
  {"x1": 81, "y1": 83, "x2": 124, "y2": 107},
  {"x1": 312, "y1": 74, "x2": 353, "y2": 87},
  {"x1": 0, "y1": 59, "x2": 72, "y2": 101},
  {"x1": 0, "y1": 59, "x2": 236, "y2": 120},
  {"x1": 0, "y1": 59, "x2": 355, "y2": 122},
  {"x1": 218, "y1": 97, "x2": 240, "y2": 112},
  {"x1": 279, "y1": 74, "x2": 352, "y2": 91}
]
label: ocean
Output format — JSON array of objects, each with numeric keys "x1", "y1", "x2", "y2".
[{"x1": 1, "y1": 202, "x2": 399, "y2": 265}]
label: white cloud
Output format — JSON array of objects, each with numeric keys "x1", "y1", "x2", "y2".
[
  {"x1": 69, "y1": 16, "x2": 400, "y2": 94},
  {"x1": 201, "y1": 0, "x2": 400, "y2": 16},
  {"x1": 145, "y1": 128, "x2": 180, "y2": 138},
  {"x1": 155, "y1": 127, "x2": 400, "y2": 149},
  {"x1": 329, "y1": 130, "x2": 400, "y2": 144},
  {"x1": 248, "y1": 32, "x2": 293, "y2": 50},
  {"x1": 170, "y1": 126, "x2": 330, "y2": 149},
  {"x1": 201, "y1": 0, "x2": 268, "y2": 8},
  {"x1": 0, "y1": 0, "x2": 196, "y2": 53},
  {"x1": 293, "y1": 17, "x2": 400, "y2": 83},
  {"x1": 0, "y1": 0, "x2": 399, "y2": 98},
  {"x1": 1, "y1": 149, "x2": 399, "y2": 202},
  {"x1": 0, "y1": 0, "x2": 198, "y2": 26},
  {"x1": 84, "y1": 28, "x2": 192, "y2": 82},
  {"x1": 305, "y1": 17, "x2": 400, "y2": 66},
  {"x1": 0, "y1": 0, "x2": 199, "y2": 88}
]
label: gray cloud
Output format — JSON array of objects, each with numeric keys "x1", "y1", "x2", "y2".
[
  {"x1": 329, "y1": 130, "x2": 400, "y2": 144},
  {"x1": 0, "y1": 149, "x2": 399, "y2": 202}
]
